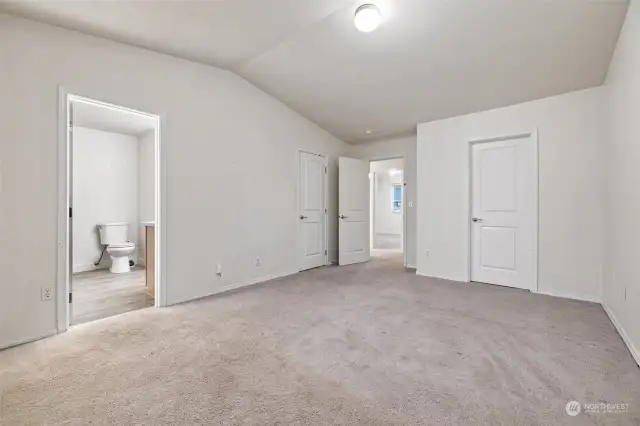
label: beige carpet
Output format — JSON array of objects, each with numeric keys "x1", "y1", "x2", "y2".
[{"x1": 1, "y1": 254, "x2": 639, "y2": 425}]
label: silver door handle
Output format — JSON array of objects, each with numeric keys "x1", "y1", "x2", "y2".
[
  {"x1": 300, "y1": 215, "x2": 307, "y2": 220},
  {"x1": 339, "y1": 214, "x2": 348, "y2": 219},
  {"x1": 472, "y1": 217, "x2": 483, "y2": 223}
]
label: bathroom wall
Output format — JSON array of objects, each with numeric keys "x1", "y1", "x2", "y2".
[
  {"x1": 72, "y1": 127, "x2": 139, "y2": 272},
  {"x1": 137, "y1": 129, "x2": 155, "y2": 265}
]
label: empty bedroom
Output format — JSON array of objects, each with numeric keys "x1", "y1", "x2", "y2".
[{"x1": 0, "y1": 0, "x2": 639, "y2": 424}]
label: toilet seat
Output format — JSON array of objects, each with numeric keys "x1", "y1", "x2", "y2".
[{"x1": 108, "y1": 242, "x2": 135, "y2": 249}]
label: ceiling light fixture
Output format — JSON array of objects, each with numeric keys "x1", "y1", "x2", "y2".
[
  {"x1": 354, "y1": 4, "x2": 382, "y2": 33},
  {"x1": 365, "y1": 129, "x2": 373, "y2": 135}
]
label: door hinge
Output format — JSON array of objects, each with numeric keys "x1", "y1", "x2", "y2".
[
  {"x1": 69, "y1": 207, "x2": 73, "y2": 218},
  {"x1": 325, "y1": 208, "x2": 327, "y2": 214},
  {"x1": 325, "y1": 249, "x2": 327, "y2": 255},
  {"x1": 324, "y1": 166, "x2": 327, "y2": 173},
  {"x1": 69, "y1": 293, "x2": 73, "y2": 303}
]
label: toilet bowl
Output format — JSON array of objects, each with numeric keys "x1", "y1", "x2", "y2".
[{"x1": 106, "y1": 242, "x2": 135, "y2": 274}]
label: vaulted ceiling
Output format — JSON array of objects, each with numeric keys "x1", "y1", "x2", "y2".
[{"x1": 1, "y1": 0, "x2": 629, "y2": 143}]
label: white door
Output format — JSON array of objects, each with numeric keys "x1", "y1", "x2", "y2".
[
  {"x1": 339, "y1": 157, "x2": 370, "y2": 265},
  {"x1": 298, "y1": 151, "x2": 326, "y2": 271},
  {"x1": 470, "y1": 136, "x2": 537, "y2": 290}
]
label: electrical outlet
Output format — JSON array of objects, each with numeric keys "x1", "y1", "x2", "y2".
[
  {"x1": 41, "y1": 286, "x2": 53, "y2": 301},
  {"x1": 216, "y1": 263, "x2": 222, "y2": 277},
  {"x1": 424, "y1": 250, "x2": 430, "y2": 256},
  {"x1": 255, "y1": 257, "x2": 260, "y2": 266}
]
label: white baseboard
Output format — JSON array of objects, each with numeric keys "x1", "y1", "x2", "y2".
[
  {"x1": 0, "y1": 329, "x2": 58, "y2": 351},
  {"x1": 536, "y1": 291, "x2": 600, "y2": 304},
  {"x1": 415, "y1": 272, "x2": 602, "y2": 305},
  {"x1": 74, "y1": 253, "x2": 145, "y2": 273},
  {"x1": 73, "y1": 263, "x2": 108, "y2": 273},
  {"x1": 168, "y1": 269, "x2": 299, "y2": 306},
  {"x1": 415, "y1": 270, "x2": 469, "y2": 282},
  {"x1": 602, "y1": 302, "x2": 640, "y2": 367}
]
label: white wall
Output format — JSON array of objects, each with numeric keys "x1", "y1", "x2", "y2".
[
  {"x1": 0, "y1": 14, "x2": 348, "y2": 348},
  {"x1": 371, "y1": 159, "x2": 403, "y2": 236},
  {"x1": 137, "y1": 129, "x2": 155, "y2": 266},
  {"x1": 602, "y1": 0, "x2": 640, "y2": 364},
  {"x1": 72, "y1": 127, "x2": 139, "y2": 272},
  {"x1": 417, "y1": 87, "x2": 605, "y2": 302},
  {"x1": 349, "y1": 135, "x2": 417, "y2": 267}
]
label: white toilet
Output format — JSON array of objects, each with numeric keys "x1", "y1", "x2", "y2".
[{"x1": 98, "y1": 223, "x2": 136, "y2": 274}]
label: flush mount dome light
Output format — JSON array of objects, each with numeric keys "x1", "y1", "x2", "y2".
[{"x1": 354, "y1": 4, "x2": 382, "y2": 33}]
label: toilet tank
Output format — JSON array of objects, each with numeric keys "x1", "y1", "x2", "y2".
[{"x1": 98, "y1": 222, "x2": 129, "y2": 245}]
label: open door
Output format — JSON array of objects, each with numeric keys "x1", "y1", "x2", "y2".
[
  {"x1": 298, "y1": 151, "x2": 327, "y2": 271},
  {"x1": 339, "y1": 157, "x2": 370, "y2": 265}
]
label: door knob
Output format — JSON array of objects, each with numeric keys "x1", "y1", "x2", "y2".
[
  {"x1": 300, "y1": 215, "x2": 307, "y2": 220},
  {"x1": 339, "y1": 214, "x2": 348, "y2": 219},
  {"x1": 472, "y1": 217, "x2": 483, "y2": 223}
]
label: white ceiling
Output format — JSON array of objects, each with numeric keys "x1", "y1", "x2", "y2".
[
  {"x1": 371, "y1": 158, "x2": 403, "y2": 174},
  {"x1": 72, "y1": 100, "x2": 156, "y2": 137},
  {"x1": 1, "y1": 0, "x2": 629, "y2": 143}
]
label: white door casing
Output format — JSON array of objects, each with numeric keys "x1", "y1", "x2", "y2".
[
  {"x1": 298, "y1": 151, "x2": 327, "y2": 271},
  {"x1": 68, "y1": 101, "x2": 75, "y2": 325},
  {"x1": 57, "y1": 90, "x2": 165, "y2": 333},
  {"x1": 369, "y1": 171, "x2": 375, "y2": 250},
  {"x1": 339, "y1": 157, "x2": 370, "y2": 265},
  {"x1": 470, "y1": 134, "x2": 537, "y2": 291}
]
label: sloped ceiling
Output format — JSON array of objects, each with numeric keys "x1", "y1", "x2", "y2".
[{"x1": 0, "y1": 0, "x2": 629, "y2": 143}]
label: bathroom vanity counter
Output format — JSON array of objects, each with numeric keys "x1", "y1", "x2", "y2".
[{"x1": 144, "y1": 223, "x2": 155, "y2": 298}]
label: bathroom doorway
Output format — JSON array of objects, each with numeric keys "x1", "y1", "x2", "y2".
[
  {"x1": 58, "y1": 92, "x2": 164, "y2": 328},
  {"x1": 369, "y1": 158, "x2": 405, "y2": 262}
]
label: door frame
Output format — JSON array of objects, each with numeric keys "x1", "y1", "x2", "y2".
[
  {"x1": 368, "y1": 156, "x2": 407, "y2": 267},
  {"x1": 466, "y1": 130, "x2": 539, "y2": 292},
  {"x1": 56, "y1": 87, "x2": 167, "y2": 333},
  {"x1": 296, "y1": 150, "x2": 329, "y2": 270}
]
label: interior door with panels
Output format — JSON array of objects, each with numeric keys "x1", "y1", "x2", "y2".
[
  {"x1": 470, "y1": 134, "x2": 537, "y2": 291},
  {"x1": 298, "y1": 151, "x2": 327, "y2": 271},
  {"x1": 339, "y1": 157, "x2": 370, "y2": 265}
]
